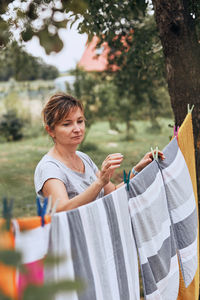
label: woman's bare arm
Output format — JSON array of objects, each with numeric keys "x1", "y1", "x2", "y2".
[{"x1": 42, "y1": 178, "x2": 104, "y2": 212}]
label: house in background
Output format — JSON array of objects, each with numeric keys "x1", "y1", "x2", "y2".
[
  {"x1": 78, "y1": 35, "x2": 130, "y2": 72},
  {"x1": 78, "y1": 36, "x2": 108, "y2": 71},
  {"x1": 78, "y1": 36, "x2": 120, "y2": 72}
]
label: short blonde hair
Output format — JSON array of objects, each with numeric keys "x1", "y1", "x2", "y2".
[{"x1": 43, "y1": 93, "x2": 84, "y2": 129}]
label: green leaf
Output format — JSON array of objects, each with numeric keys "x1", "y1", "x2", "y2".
[
  {"x1": 23, "y1": 280, "x2": 84, "y2": 300},
  {"x1": 37, "y1": 30, "x2": 64, "y2": 54},
  {"x1": 21, "y1": 27, "x2": 34, "y2": 42},
  {"x1": 0, "y1": 249, "x2": 22, "y2": 267}
]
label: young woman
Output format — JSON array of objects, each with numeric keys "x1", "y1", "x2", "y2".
[{"x1": 34, "y1": 93, "x2": 164, "y2": 212}]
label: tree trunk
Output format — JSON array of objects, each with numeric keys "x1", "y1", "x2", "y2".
[{"x1": 152, "y1": 0, "x2": 200, "y2": 205}]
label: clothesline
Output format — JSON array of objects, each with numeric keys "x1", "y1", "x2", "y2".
[{"x1": 0, "y1": 112, "x2": 199, "y2": 300}]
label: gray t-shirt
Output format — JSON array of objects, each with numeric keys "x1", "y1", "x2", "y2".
[{"x1": 34, "y1": 151, "x2": 104, "y2": 200}]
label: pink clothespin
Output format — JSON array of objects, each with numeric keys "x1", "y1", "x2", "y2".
[{"x1": 173, "y1": 125, "x2": 179, "y2": 138}]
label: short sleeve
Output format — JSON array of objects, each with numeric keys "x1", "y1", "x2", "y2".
[{"x1": 34, "y1": 161, "x2": 66, "y2": 196}]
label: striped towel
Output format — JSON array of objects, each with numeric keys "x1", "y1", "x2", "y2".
[
  {"x1": 159, "y1": 137, "x2": 198, "y2": 287},
  {"x1": 13, "y1": 216, "x2": 51, "y2": 299},
  {"x1": 128, "y1": 159, "x2": 180, "y2": 299},
  {"x1": 45, "y1": 185, "x2": 140, "y2": 300}
]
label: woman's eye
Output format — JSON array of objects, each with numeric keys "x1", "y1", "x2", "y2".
[
  {"x1": 63, "y1": 123, "x2": 70, "y2": 126},
  {"x1": 78, "y1": 120, "x2": 84, "y2": 124}
]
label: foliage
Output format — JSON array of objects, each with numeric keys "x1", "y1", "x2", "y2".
[
  {"x1": 0, "y1": 118, "x2": 173, "y2": 218},
  {"x1": 67, "y1": 64, "x2": 172, "y2": 140},
  {"x1": 66, "y1": 68, "x2": 104, "y2": 138},
  {"x1": 0, "y1": 42, "x2": 59, "y2": 81},
  {"x1": 0, "y1": 110, "x2": 24, "y2": 141},
  {"x1": 0, "y1": 0, "x2": 89, "y2": 54},
  {"x1": 0, "y1": 223, "x2": 82, "y2": 300}
]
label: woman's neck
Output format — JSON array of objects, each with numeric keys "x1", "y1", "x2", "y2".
[
  {"x1": 48, "y1": 144, "x2": 84, "y2": 173},
  {"x1": 49, "y1": 144, "x2": 78, "y2": 160}
]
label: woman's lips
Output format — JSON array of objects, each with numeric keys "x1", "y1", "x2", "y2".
[{"x1": 72, "y1": 135, "x2": 82, "y2": 139}]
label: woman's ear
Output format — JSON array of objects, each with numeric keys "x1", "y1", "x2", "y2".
[{"x1": 45, "y1": 125, "x2": 55, "y2": 138}]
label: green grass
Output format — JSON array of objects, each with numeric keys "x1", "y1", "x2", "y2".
[{"x1": 0, "y1": 118, "x2": 173, "y2": 217}]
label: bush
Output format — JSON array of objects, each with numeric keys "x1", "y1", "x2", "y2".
[{"x1": 0, "y1": 110, "x2": 24, "y2": 141}]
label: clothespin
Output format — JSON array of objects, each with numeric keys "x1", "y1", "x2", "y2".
[
  {"x1": 36, "y1": 197, "x2": 48, "y2": 227},
  {"x1": 150, "y1": 146, "x2": 159, "y2": 161},
  {"x1": 50, "y1": 198, "x2": 59, "y2": 216},
  {"x1": 173, "y1": 125, "x2": 179, "y2": 138},
  {"x1": 187, "y1": 104, "x2": 194, "y2": 114},
  {"x1": 46, "y1": 196, "x2": 59, "y2": 216},
  {"x1": 123, "y1": 170, "x2": 131, "y2": 191},
  {"x1": 2, "y1": 197, "x2": 13, "y2": 231},
  {"x1": 46, "y1": 195, "x2": 52, "y2": 215}
]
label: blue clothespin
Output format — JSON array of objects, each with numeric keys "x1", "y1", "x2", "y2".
[
  {"x1": 2, "y1": 197, "x2": 13, "y2": 230},
  {"x1": 36, "y1": 197, "x2": 48, "y2": 227},
  {"x1": 123, "y1": 170, "x2": 131, "y2": 191},
  {"x1": 187, "y1": 104, "x2": 194, "y2": 114},
  {"x1": 173, "y1": 125, "x2": 179, "y2": 138}
]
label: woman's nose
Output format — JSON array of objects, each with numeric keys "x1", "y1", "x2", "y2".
[{"x1": 73, "y1": 123, "x2": 81, "y2": 131}]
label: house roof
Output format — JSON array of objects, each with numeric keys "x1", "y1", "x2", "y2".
[{"x1": 78, "y1": 36, "x2": 110, "y2": 71}]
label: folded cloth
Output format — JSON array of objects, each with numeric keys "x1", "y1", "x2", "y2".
[
  {"x1": 159, "y1": 137, "x2": 198, "y2": 287},
  {"x1": 128, "y1": 160, "x2": 180, "y2": 300},
  {"x1": 13, "y1": 216, "x2": 51, "y2": 299},
  {"x1": 45, "y1": 185, "x2": 139, "y2": 300}
]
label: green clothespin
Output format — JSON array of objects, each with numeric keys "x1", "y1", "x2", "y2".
[
  {"x1": 187, "y1": 104, "x2": 194, "y2": 114},
  {"x1": 123, "y1": 170, "x2": 131, "y2": 191},
  {"x1": 151, "y1": 146, "x2": 159, "y2": 160},
  {"x1": 2, "y1": 197, "x2": 13, "y2": 231}
]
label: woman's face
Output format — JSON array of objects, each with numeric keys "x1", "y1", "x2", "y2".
[{"x1": 48, "y1": 107, "x2": 85, "y2": 146}]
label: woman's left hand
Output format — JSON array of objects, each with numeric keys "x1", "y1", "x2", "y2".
[{"x1": 134, "y1": 150, "x2": 165, "y2": 173}]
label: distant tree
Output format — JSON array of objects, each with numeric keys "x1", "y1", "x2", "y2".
[
  {"x1": 0, "y1": 42, "x2": 59, "y2": 81},
  {"x1": 66, "y1": 68, "x2": 101, "y2": 138},
  {"x1": 0, "y1": 110, "x2": 24, "y2": 141}
]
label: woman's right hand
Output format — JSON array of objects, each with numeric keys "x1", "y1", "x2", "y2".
[{"x1": 99, "y1": 153, "x2": 123, "y2": 186}]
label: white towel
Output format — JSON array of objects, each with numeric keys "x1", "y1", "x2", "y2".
[
  {"x1": 128, "y1": 159, "x2": 180, "y2": 300},
  {"x1": 159, "y1": 137, "x2": 198, "y2": 287},
  {"x1": 45, "y1": 185, "x2": 140, "y2": 300}
]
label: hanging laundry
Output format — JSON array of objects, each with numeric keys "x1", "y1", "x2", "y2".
[
  {"x1": 46, "y1": 185, "x2": 140, "y2": 300},
  {"x1": 13, "y1": 216, "x2": 51, "y2": 299},
  {"x1": 159, "y1": 137, "x2": 198, "y2": 287},
  {"x1": 177, "y1": 112, "x2": 199, "y2": 300},
  {"x1": 0, "y1": 219, "x2": 17, "y2": 299},
  {"x1": 128, "y1": 160, "x2": 180, "y2": 300}
]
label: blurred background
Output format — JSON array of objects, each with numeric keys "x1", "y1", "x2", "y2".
[{"x1": 0, "y1": 1, "x2": 176, "y2": 217}]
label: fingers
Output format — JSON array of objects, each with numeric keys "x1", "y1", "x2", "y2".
[
  {"x1": 102, "y1": 153, "x2": 123, "y2": 169},
  {"x1": 103, "y1": 159, "x2": 122, "y2": 169},
  {"x1": 157, "y1": 150, "x2": 165, "y2": 160},
  {"x1": 104, "y1": 153, "x2": 123, "y2": 162},
  {"x1": 145, "y1": 150, "x2": 165, "y2": 161}
]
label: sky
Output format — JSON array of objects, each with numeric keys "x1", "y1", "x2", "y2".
[{"x1": 24, "y1": 26, "x2": 88, "y2": 72}]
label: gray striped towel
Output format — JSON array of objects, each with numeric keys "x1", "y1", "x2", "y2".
[
  {"x1": 45, "y1": 185, "x2": 140, "y2": 300},
  {"x1": 159, "y1": 137, "x2": 198, "y2": 287},
  {"x1": 128, "y1": 159, "x2": 180, "y2": 299}
]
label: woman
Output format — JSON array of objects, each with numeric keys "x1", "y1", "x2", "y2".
[{"x1": 34, "y1": 93, "x2": 164, "y2": 212}]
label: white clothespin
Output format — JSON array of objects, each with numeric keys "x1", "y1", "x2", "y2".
[
  {"x1": 46, "y1": 195, "x2": 52, "y2": 215},
  {"x1": 50, "y1": 198, "x2": 59, "y2": 216},
  {"x1": 187, "y1": 104, "x2": 194, "y2": 114}
]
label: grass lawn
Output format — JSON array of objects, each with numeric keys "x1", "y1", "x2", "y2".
[{"x1": 0, "y1": 117, "x2": 173, "y2": 217}]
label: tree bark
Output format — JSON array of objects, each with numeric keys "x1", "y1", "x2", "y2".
[{"x1": 152, "y1": 0, "x2": 200, "y2": 205}]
